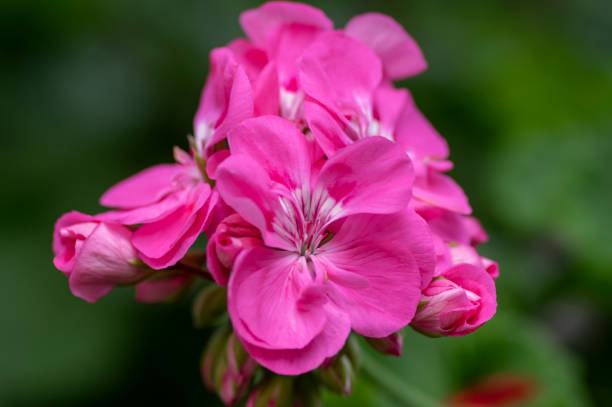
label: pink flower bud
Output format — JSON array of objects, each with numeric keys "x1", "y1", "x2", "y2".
[
  {"x1": 207, "y1": 213, "x2": 262, "y2": 285},
  {"x1": 52, "y1": 211, "x2": 148, "y2": 303},
  {"x1": 202, "y1": 327, "x2": 258, "y2": 406},
  {"x1": 412, "y1": 264, "x2": 497, "y2": 337},
  {"x1": 365, "y1": 331, "x2": 403, "y2": 356}
]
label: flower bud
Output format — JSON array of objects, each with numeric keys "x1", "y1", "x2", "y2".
[
  {"x1": 411, "y1": 264, "x2": 497, "y2": 337},
  {"x1": 52, "y1": 211, "x2": 148, "y2": 302},
  {"x1": 365, "y1": 331, "x2": 403, "y2": 356},
  {"x1": 135, "y1": 271, "x2": 195, "y2": 303},
  {"x1": 202, "y1": 326, "x2": 258, "y2": 406},
  {"x1": 192, "y1": 284, "x2": 227, "y2": 328},
  {"x1": 207, "y1": 213, "x2": 263, "y2": 285},
  {"x1": 246, "y1": 375, "x2": 293, "y2": 407},
  {"x1": 219, "y1": 333, "x2": 258, "y2": 405},
  {"x1": 317, "y1": 354, "x2": 353, "y2": 396}
]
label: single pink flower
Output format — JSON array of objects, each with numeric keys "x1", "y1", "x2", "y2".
[
  {"x1": 207, "y1": 213, "x2": 263, "y2": 286},
  {"x1": 412, "y1": 264, "x2": 497, "y2": 337},
  {"x1": 215, "y1": 116, "x2": 434, "y2": 374},
  {"x1": 52, "y1": 211, "x2": 147, "y2": 303},
  {"x1": 99, "y1": 148, "x2": 217, "y2": 269}
]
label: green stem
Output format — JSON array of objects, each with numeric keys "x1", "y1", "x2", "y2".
[{"x1": 359, "y1": 352, "x2": 442, "y2": 407}]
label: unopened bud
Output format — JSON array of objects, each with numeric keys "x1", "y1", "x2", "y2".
[
  {"x1": 365, "y1": 331, "x2": 403, "y2": 356},
  {"x1": 246, "y1": 375, "x2": 293, "y2": 407},
  {"x1": 201, "y1": 325, "x2": 231, "y2": 391},
  {"x1": 317, "y1": 354, "x2": 353, "y2": 396},
  {"x1": 219, "y1": 333, "x2": 258, "y2": 405},
  {"x1": 192, "y1": 284, "x2": 227, "y2": 328}
]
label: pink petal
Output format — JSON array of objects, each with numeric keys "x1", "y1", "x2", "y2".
[
  {"x1": 227, "y1": 38, "x2": 268, "y2": 82},
  {"x1": 240, "y1": 2, "x2": 332, "y2": 47},
  {"x1": 240, "y1": 303, "x2": 350, "y2": 375},
  {"x1": 443, "y1": 264, "x2": 497, "y2": 335},
  {"x1": 299, "y1": 32, "x2": 382, "y2": 116},
  {"x1": 268, "y1": 23, "x2": 324, "y2": 87},
  {"x1": 253, "y1": 62, "x2": 280, "y2": 116},
  {"x1": 52, "y1": 211, "x2": 97, "y2": 273},
  {"x1": 394, "y1": 91, "x2": 448, "y2": 160},
  {"x1": 69, "y1": 223, "x2": 145, "y2": 303},
  {"x1": 194, "y1": 48, "x2": 254, "y2": 157},
  {"x1": 228, "y1": 247, "x2": 328, "y2": 350},
  {"x1": 132, "y1": 183, "x2": 211, "y2": 268},
  {"x1": 316, "y1": 137, "x2": 413, "y2": 216},
  {"x1": 100, "y1": 164, "x2": 183, "y2": 209},
  {"x1": 303, "y1": 100, "x2": 353, "y2": 157},
  {"x1": 373, "y1": 85, "x2": 409, "y2": 137},
  {"x1": 344, "y1": 13, "x2": 427, "y2": 79},
  {"x1": 226, "y1": 116, "x2": 311, "y2": 189},
  {"x1": 413, "y1": 169, "x2": 472, "y2": 215},
  {"x1": 97, "y1": 190, "x2": 186, "y2": 225},
  {"x1": 215, "y1": 154, "x2": 290, "y2": 250},
  {"x1": 319, "y1": 211, "x2": 432, "y2": 337}
]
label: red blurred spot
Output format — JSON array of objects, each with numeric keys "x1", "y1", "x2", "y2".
[{"x1": 446, "y1": 373, "x2": 538, "y2": 407}]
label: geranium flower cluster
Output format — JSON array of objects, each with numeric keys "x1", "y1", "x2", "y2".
[{"x1": 52, "y1": 2, "x2": 497, "y2": 404}]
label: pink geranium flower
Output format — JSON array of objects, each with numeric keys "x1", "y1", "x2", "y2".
[
  {"x1": 52, "y1": 211, "x2": 147, "y2": 302},
  {"x1": 99, "y1": 148, "x2": 218, "y2": 269},
  {"x1": 215, "y1": 116, "x2": 435, "y2": 374}
]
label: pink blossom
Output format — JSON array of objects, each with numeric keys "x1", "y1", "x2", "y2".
[
  {"x1": 207, "y1": 213, "x2": 263, "y2": 286},
  {"x1": 215, "y1": 116, "x2": 435, "y2": 374},
  {"x1": 412, "y1": 263, "x2": 497, "y2": 337},
  {"x1": 99, "y1": 148, "x2": 217, "y2": 269},
  {"x1": 299, "y1": 32, "x2": 470, "y2": 214},
  {"x1": 52, "y1": 211, "x2": 147, "y2": 303}
]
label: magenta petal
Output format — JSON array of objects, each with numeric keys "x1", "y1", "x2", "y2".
[
  {"x1": 228, "y1": 247, "x2": 327, "y2": 350},
  {"x1": 227, "y1": 116, "x2": 311, "y2": 189},
  {"x1": 132, "y1": 183, "x2": 211, "y2": 268},
  {"x1": 394, "y1": 91, "x2": 448, "y2": 160},
  {"x1": 316, "y1": 137, "x2": 413, "y2": 216},
  {"x1": 299, "y1": 32, "x2": 382, "y2": 115},
  {"x1": 52, "y1": 211, "x2": 97, "y2": 273},
  {"x1": 413, "y1": 170, "x2": 472, "y2": 215},
  {"x1": 240, "y1": 303, "x2": 350, "y2": 375},
  {"x1": 345, "y1": 13, "x2": 427, "y2": 79},
  {"x1": 320, "y1": 212, "x2": 432, "y2": 337},
  {"x1": 216, "y1": 154, "x2": 290, "y2": 250},
  {"x1": 240, "y1": 1, "x2": 332, "y2": 47},
  {"x1": 443, "y1": 264, "x2": 497, "y2": 335},
  {"x1": 303, "y1": 100, "x2": 353, "y2": 157},
  {"x1": 69, "y1": 223, "x2": 145, "y2": 303},
  {"x1": 268, "y1": 23, "x2": 324, "y2": 86},
  {"x1": 253, "y1": 62, "x2": 280, "y2": 116},
  {"x1": 194, "y1": 48, "x2": 254, "y2": 157},
  {"x1": 97, "y1": 190, "x2": 186, "y2": 225},
  {"x1": 100, "y1": 164, "x2": 183, "y2": 209},
  {"x1": 227, "y1": 38, "x2": 268, "y2": 82}
]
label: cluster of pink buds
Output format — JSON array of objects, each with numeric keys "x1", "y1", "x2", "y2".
[{"x1": 52, "y1": 2, "x2": 498, "y2": 404}]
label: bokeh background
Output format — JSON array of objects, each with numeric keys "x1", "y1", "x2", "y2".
[{"x1": 2, "y1": 0, "x2": 611, "y2": 405}]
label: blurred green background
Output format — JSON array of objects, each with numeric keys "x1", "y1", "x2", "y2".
[{"x1": 2, "y1": 0, "x2": 611, "y2": 405}]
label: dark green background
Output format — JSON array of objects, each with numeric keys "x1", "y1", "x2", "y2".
[{"x1": 2, "y1": 1, "x2": 611, "y2": 405}]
